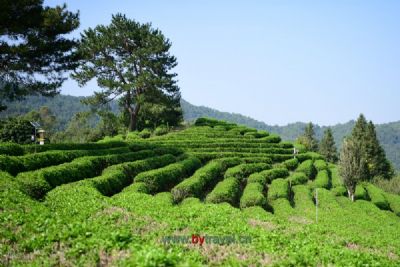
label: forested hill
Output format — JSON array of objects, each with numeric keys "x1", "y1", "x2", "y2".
[{"x1": 1, "y1": 95, "x2": 399, "y2": 170}]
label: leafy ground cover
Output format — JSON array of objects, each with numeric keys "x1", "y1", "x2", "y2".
[{"x1": 1, "y1": 118, "x2": 399, "y2": 266}]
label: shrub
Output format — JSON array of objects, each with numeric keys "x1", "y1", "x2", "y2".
[
  {"x1": 292, "y1": 185, "x2": 314, "y2": 212},
  {"x1": 154, "y1": 125, "x2": 169, "y2": 136},
  {"x1": 135, "y1": 156, "x2": 201, "y2": 193},
  {"x1": 295, "y1": 159, "x2": 316, "y2": 179},
  {"x1": 138, "y1": 129, "x2": 152, "y2": 138},
  {"x1": 354, "y1": 185, "x2": 368, "y2": 200},
  {"x1": 365, "y1": 184, "x2": 390, "y2": 210},
  {"x1": 240, "y1": 182, "x2": 266, "y2": 209},
  {"x1": 125, "y1": 182, "x2": 150, "y2": 194},
  {"x1": 172, "y1": 159, "x2": 230, "y2": 202},
  {"x1": 330, "y1": 167, "x2": 343, "y2": 187},
  {"x1": 205, "y1": 177, "x2": 240, "y2": 205},
  {"x1": 270, "y1": 198, "x2": 293, "y2": 216},
  {"x1": 0, "y1": 142, "x2": 24, "y2": 156},
  {"x1": 288, "y1": 172, "x2": 308, "y2": 186},
  {"x1": 17, "y1": 150, "x2": 156, "y2": 199},
  {"x1": 247, "y1": 168, "x2": 289, "y2": 185},
  {"x1": 260, "y1": 134, "x2": 281, "y2": 143},
  {"x1": 22, "y1": 141, "x2": 127, "y2": 153},
  {"x1": 312, "y1": 170, "x2": 330, "y2": 189},
  {"x1": 314, "y1": 159, "x2": 328, "y2": 171},
  {"x1": 282, "y1": 158, "x2": 299, "y2": 171},
  {"x1": 332, "y1": 185, "x2": 347, "y2": 196},
  {"x1": 224, "y1": 163, "x2": 270, "y2": 181},
  {"x1": 384, "y1": 193, "x2": 400, "y2": 216},
  {"x1": 267, "y1": 178, "x2": 289, "y2": 201},
  {"x1": 0, "y1": 155, "x2": 24, "y2": 175},
  {"x1": 92, "y1": 154, "x2": 176, "y2": 196}
]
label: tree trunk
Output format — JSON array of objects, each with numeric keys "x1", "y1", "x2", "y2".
[
  {"x1": 128, "y1": 104, "x2": 140, "y2": 131},
  {"x1": 347, "y1": 188, "x2": 355, "y2": 202}
]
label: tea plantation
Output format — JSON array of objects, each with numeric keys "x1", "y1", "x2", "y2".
[{"x1": 1, "y1": 118, "x2": 400, "y2": 266}]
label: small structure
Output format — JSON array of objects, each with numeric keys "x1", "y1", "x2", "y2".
[
  {"x1": 38, "y1": 129, "x2": 46, "y2": 145},
  {"x1": 30, "y1": 121, "x2": 46, "y2": 146}
]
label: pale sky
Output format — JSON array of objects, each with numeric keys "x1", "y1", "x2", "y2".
[{"x1": 46, "y1": 0, "x2": 400, "y2": 126}]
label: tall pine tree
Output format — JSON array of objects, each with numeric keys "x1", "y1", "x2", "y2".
[
  {"x1": 319, "y1": 128, "x2": 338, "y2": 162},
  {"x1": 297, "y1": 122, "x2": 319, "y2": 152}
]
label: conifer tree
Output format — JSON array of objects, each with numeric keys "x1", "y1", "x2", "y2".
[
  {"x1": 297, "y1": 122, "x2": 319, "y2": 152},
  {"x1": 319, "y1": 128, "x2": 338, "y2": 162}
]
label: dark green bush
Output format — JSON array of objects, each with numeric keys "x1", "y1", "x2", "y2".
[
  {"x1": 332, "y1": 185, "x2": 347, "y2": 196},
  {"x1": 314, "y1": 159, "x2": 328, "y2": 171},
  {"x1": 282, "y1": 158, "x2": 299, "y2": 171},
  {"x1": 240, "y1": 182, "x2": 266, "y2": 209},
  {"x1": 295, "y1": 159, "x2": 317, "y2": 179},
  {"x1": 138, "y1": 129, "x2": 152, "y2": 138},
  {"x1": 365, "y1": 184, "x2": 390, "y2": 210},
  {"x1": 288, "y1": 172, "x2": 308, "y2": 186},
  {"x1": 154, "y1": 125, "x2": 169, "y2": 136},
  {"x1": 205, "y1": 177, "x2": 240, "y2": 205},
  {"x1": 312, "y1": 170, "x2": 330, "y2": 189},
  {"x1": 224, "y1": 163, "x2": 270, "y2": 181},
  {"x1": 267, "y1": 178, "x2": 289, "y2": 201},
  {"x1": 135, "y1": 156, "x2": 201, "y2": 193},
  {"x1": 0, "y1": 142, "x2": 24, "y2": 156},
  {"x1": 247, "y1": 168, "x2": 289, "y2": 185},
  {"x1": 355, "y1": 185, "x2": 368, "y2": 200}
]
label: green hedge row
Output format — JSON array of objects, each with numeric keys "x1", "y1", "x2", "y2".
[
  {"x1": 295, "y1": 159, "x2": 317, "y2": 179},
  {"x1": 205, "y1": 177, "x2": 240, "y2": 205},
  {"x1": 16, "y1": 150, "x2": 156, "y2": 199},
  {"x1": 312, "y1": 170, "x2": 330, "y2": 189},
  {"x1": 267, "y1": 178, "x2": 289, "y2": 201},
  {"x1": 288, "y1": 172, "x2": 308, "y2": 186},
  {"x1": 247, "y1": 167, "x2": 289, "y2": 185},
  {"x1": 292, "y1": 185, "x2": 314, "y2": 212},
  {"x1": 224, "y1": 163, "x2": 271, "y2": 181},
  {"x1": 188, "y1": 152, "x2": 294, "y2": 164},
  {"x1": 243, "y1": 130, "x2": 269, "y2": 138},
  {"x1": 365, "y1": 184, "x2": 390, "y2": 210},
  {"x1": 355, "y1": 185, "x2": 368, "y2": 200},
  {"x1": 171, "y1": 158, "x2": 241, "y2": 202},
  {"x1": 147, "y1": 140, "x2": 293, "y2": 148},
  {"x1": 384, "y1": 193, "x2": 400, "y2": 216},
  {"x1": 282, "y1": 158, "x2": 299, "y2": 171},
  {"x1": 330, "y1": 167, "x2": 343, "y2": 187},
  {"x1": 134, "y1": 156, "x2": 201, "y2": 193},
  {"x1": 240, "y1": 182, "x2": 267, "y2": 209},
  {"x1": 91, "y1": 154, "x2": 176, "y2": 196},
  {"x1": 0, "y1": 146, "x2": 132, "y2": 175},
  {"x1": 314, "y1": 159, "x2": 328, "y2": 171},
  {"x1": 23, "y1": 141, "x2": 127, "y2": 153},
  {"x1": 0, "y1": 142, "x2": 24, "y2": 156},
  {"x1": 187, "y1": 147, "x2": 293, "y2": 154},
  {"x1": 332, "y1": 185, "x2": 347, "y2": 196}
]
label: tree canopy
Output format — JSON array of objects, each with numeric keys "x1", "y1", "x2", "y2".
[
  {"x1": 72, "y1": 14, "x2": 182, "y2": 131},
  {"x1": 0, "y1": 0, "x2": 80, "y2": 111},
  {"x1": 296, "y1": 122, "x2": 319, "y2": 152},
  {"x1": 319, "y1": 127, "x2": 338, "y2": 162}
]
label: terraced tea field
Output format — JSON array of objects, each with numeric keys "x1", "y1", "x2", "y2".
[{"x1": 1, "y1": 118, "x2": 400, "y2": 266}]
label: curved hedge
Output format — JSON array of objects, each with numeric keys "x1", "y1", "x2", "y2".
[
  {"x1": 355, "y1": 185, "x2": 368, "y2": 200},
  {"x1": 240, "y1": 182, "x2": 266, "y2": 209},
  {"x1": 171, "y1": 158, "x2": 241, "y2": 202},
  {"x1": 365, "y1": 184, "x2": 390, "y2": 210},
  {"x1": 134, "y1": 156, "x2": 201, "y2": 193},
  {"x1": 288, "y1": 172, "x2": 308, "y2": 186},
  {"x1": 282, "y1": 158, "x2": 299, "y2": 171},
  {"x1": 330, "y1": 167, "x2": 343, "y2": 187},
  {"x1": 384, "y1": 193, "x2": 400, "y2": 216},
  {"x1": 0, "y1": 142, "x2": 24, "y2": 156},
  {"x1": 205, "y1": 177, "x2": 240, "y2": 205},
  {"x1": 23, "y1": 141, "x2": 127, "y2": 153},
  {"x1": 247, "y1": 168, "x2": 289, "y2": 185},
  {"x1": 267, "y1": 178, "x2": 289, "y2": 201},
  {"x1": 224, "y1": 163, "x2": 270, "y2": 181},
  {"x1": 312, "y1": 170, "x2": 330, "y2": 189},
  {"x1": 91, "y1": 154, "x2": 176, "y2": 196},
  {"x1": 295, "y1": 159, "x2": 317, "y2": 179},
  {"x1": 16, "y1": 150, "x2": 156, "y2": 199},
  {"x1": 314, "y1": 159, "x2": 328, "y2": 172}
]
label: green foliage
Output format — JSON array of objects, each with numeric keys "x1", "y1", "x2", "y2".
[
  {"x1": 154, "y1": 125, "x2": 169, "y2": 136},
  {"x1": 247, "y1": 168, "x2": 289, "y2": 185},
  {"x1": 312, "y1": 170, "x2": 330, "y2": 189},
  {"x1": 331, "y1": 185, "x2": 347, "y2": 196},
  {"x1": 282, "y1": 157, "x2": 299, "y2": 170},
  {"x1": 288, "y1": 172, "x2": 308, "y2": 186},
  {"x1": 296, "y1": 122, "x2": 319, "y2": 152},
  {"x1": 314, "y1": 159, "x2": 328, "y2": 171},
  {"x1": 372, "y1": 175, "x2": 400, "y2": 195},
  {"x1": 330, "y1": 167, "x2": 343, "y2": 187},
  {"x1": 267, "y1": 178, "x2": 289, "y2": 201},
  {"x1": 384, "y1": 193, "x2": 400, "y2": 216},
  {"x1": 240, "y1": 182, "x2": 266, "y2": 208},
  {"x1": 138, "y1": 129, "x2": 152, "y2": 139},
  {"x1": 134, "y1": 156, "x2": 201, "y2": 193},
  {"x1": 0, "y1": 0, "x2": 79, "y2": 109},
  {"x1": 0, "y1": 142, "x2": 24, "y2": 156},
  {"x1": 295, "y1": 159, "x2": 317, "y2": 179},
  {"x1": 318, "y1": 128, "x2": 338, "y2": 162},
  {"x1": 0, "y1": 117, "x2": 33, "y2": 144},
  {"x1": 365, "y1": 184, "x2": 390, "y2": 210},
  {"x1": 224, "y1": 163, "x2": 270, "y2": 181},
  {"x1": 72, "y1": 14, "x2": 182, "y2": 131},
  {"x1": 205, "y1": 177, "x2": 240, "y2": 205},
  {"x1": 355, "y1": 185, "x2": 368, "y2": 200}
]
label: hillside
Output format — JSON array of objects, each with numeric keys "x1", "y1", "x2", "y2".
[
  {"x1": 2, "y1": 95, "x2": 399, "y2": 170},
  {"x1": 1, "y1": 118, "x2": 399, "y2": 266}
]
